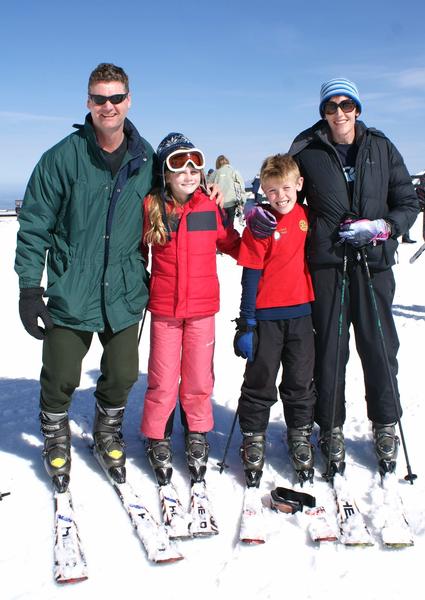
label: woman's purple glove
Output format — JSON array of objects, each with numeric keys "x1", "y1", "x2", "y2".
[
  {"x1": 338, "y1": 218, "x2": 391, "y2": 247},
  {"x1": 245, "y1": 206, "x2": 277, "y2": 239}
]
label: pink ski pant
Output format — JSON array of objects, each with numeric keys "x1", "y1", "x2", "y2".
[{"x1": 141, "y1": 314, "x2": 215, "y2": 439}]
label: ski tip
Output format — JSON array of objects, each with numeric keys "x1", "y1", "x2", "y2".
[
  {"x1": 191, "y1": 529, "x2": 219, "y2": 538},
  {"x1": 240, "y1": 537, "x2": 266, "y2": 545},
  {"x1": 55, "y1": 575, "x2": 88, "y2": 585},
  {"x1": 384, "y1": 541, "x2": 414, "y2": 549},
  {"x1": 154, "y1": 555, "x2": 185, "y2": 564}
]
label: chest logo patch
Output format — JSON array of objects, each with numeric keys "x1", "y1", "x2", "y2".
[{"x1": 299, "y1": 219, "x2": 308, "y2": 232}]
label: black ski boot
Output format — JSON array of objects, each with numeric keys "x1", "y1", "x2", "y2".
[
  {"x1": 93, "y1": 403, "x2": 126, "y2": 483},
  {"x1": 319, "y1": 426, "x2": 346, "y2": 476},
  {"x1": 287, "y1": 425, "x2": 314, "y2": 484},
  {"x1": 372, "y1": 422, "x2": 399, "y2": 475},
  {"x1": 185, "y1": 432, "x2": 209, "y2": 483},
  {"x1": 240, "y1": 433, "x2": 265, "y2": 488},
  {"x1": 146, "y1": 438, "x2": 173, "y2": 486},
  {"x1": 40, "y1": 410, "x2": 71, "y2": 493}
]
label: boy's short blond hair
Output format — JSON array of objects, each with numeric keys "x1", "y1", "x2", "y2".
[{"x1": 260, "y1": 153, "x2": 300, "y2": 185}]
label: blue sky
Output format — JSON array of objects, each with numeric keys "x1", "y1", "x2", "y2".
[{"x1": 1, "y1": 0, "x2": 425, "y2": 206}]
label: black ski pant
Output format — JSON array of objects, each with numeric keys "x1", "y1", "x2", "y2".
[
  {"x1": 310, "y1": 262, "x2": 401, "y2": 430},
  {"x1": 40, "y1": 324, "x2": 139, "y2": 413},
  {"x1": 238, "y1": 317, "x2": 316, "y2": 433}
]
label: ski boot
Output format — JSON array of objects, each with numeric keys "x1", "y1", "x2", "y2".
[
  {"x1": 146, "y1": 438, "x2": 173, "y2": 486},
  {"x1": 40, "y1": 410, "x2": 71, "y2": 493},
  {"x1": 372, "y1": 422, "x2": 399, "y2": 475},
  {"x1": 240, "y1": 432, "x2": 265, "y2": 488},
  {"x1": 287, "y1": 425, "x2": 314, "y2": 485},
  {"x1": 319, "y1": 426, "x2": 346, "y2": 477},
  {"x1": 93, "y1": 403, "x2": 126, "y2": 484},
  {"x1": 185, "y1": 432, "x2": 209, "y2": 483}
]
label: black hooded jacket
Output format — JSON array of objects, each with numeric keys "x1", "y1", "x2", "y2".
[{"x1": 289, "y1": 119, "x2": 419, "y2": 270}]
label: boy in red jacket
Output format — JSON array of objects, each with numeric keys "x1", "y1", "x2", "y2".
[{"x1": 234, "y1": 153, "x2": 316, "y2": 485}]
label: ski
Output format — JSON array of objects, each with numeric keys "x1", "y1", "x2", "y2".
[
  {"x1": 53, "y1": 489, "x2": 88, "y2": 584},
  {"x1": 158, "y1": 482, "x2": 193, "y2": 539},
  {"x1": 380, "y1": 472, "x2": 414, "y2": 548},
  {"x1": 190, "y1": 480, "x2": 219, "y2": 537},
  {"x1": 79, "y1": 423, "x2": 183, "y2": 563},
  {"x1": 239, "y1": 486, "x2": 265, "y2": 544},
  {"x1": 333, "y1": 474, "x2": 374, "y2": 546},
  {"x1": 409, "y1": 242, "x2": 425, "y2": 263},
  {"x1": 305, "y1": 505, "x2": 339, "y2": 543},
  {"x1": 106, "y1": 476, "x2": 183, "y2": 562}
]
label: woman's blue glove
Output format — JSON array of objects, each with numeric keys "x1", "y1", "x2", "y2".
[{"x1": 233, "y1": 317, "x2": 258, "y2": 362}]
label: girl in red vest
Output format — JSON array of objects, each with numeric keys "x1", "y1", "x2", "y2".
[{"x1": 140, "y1": 133, "x2": 240, "y2": 487}]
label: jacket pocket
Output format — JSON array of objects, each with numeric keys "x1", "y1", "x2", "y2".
[{"x1": 45, "y1": 261, "x2": 97, "y2": 320}]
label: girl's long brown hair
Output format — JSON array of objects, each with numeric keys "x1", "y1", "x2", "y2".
[{"x1": 144, "y1": 190, "x2": 181, "y2": 246}]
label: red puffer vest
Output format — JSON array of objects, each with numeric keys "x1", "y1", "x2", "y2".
[{"x1": 143, "y1": 188, "x2": 240, "y2": 318}]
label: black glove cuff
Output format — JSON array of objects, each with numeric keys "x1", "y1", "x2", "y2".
[
  {"x1": 233, "y1": 317, "x2": 256, "y2": 333},
  {"x1": 20, "y1": 287, "x2": 44, "y2": 299}
]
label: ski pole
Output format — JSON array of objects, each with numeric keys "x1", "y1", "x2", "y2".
[
  {"x1": 137, "y1": 309, "x2": 147, "y2": 346},
  {"x1": 217, "y1": 410, "x2": 238, "y2": 474},
  {"x1": 359, "y1": 247, "x2": 417, "y2": 484},
  {"x1": 323, "y1": 249, "x2": 348, "y2": 481}
]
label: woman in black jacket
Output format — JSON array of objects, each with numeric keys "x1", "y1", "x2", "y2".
[{"x1": 247, "y1": 78, "x2": 419, "y2": 476}]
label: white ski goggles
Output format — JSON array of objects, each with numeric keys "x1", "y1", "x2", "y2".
[{"x1": 165, "y1": 149, "x2": 205, "y2": 173}]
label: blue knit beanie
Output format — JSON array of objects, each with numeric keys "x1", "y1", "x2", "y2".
[
  {"x1": 156, "y1": 132, "x2": 195, "y2": 166},
  {"x1": 319, "y1": 78, "x2": 361, "y2": 117}
]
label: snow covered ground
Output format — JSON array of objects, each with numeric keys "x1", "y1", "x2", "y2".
[{"x1": 1, "y1": 215, "x2": 425, "y2": 600}]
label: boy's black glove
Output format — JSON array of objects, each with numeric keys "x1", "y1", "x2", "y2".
[
  {"x1": 233, "y1": 317, "x2": 258, "y2": 362},
  {"x1": 19, "y1": 287, "x2": 54, "y2": 340}
]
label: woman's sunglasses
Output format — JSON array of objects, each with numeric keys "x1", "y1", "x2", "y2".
[{"x1": 323, "y1": 99, "x2": 357, "y2": 115}]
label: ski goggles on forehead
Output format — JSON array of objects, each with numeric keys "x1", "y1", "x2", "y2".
[
  {"x1": 165, "y1": 149, "x2": 205, "y2": 172},
  {"x1": 323, "y1": 99, "x2": 357, "y2": 115},
  {"x1": 88, "y1": 93, "x2": 128, "y2": 105}
]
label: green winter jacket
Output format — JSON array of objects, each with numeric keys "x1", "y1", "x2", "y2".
[{"x1": 15, "y1": 116, "x2": 155, "y2": 333}]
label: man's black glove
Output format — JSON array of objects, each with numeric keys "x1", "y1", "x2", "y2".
[
  {"x1": 19, "y1": 287, "x2": 54, "y2": 340},
  {"x1": 233, "y1": 317, "x2": 258, "y2": 362}
]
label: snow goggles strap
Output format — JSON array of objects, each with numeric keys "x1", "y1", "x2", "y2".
[
  {"x1": 270, "y1": 487, "x2": 316, "y2": 514},
  {"x1": 165, "y1": 149, "x2": 205, "y2": 172}
]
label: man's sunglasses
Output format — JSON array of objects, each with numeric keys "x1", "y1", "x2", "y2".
[
  {"x1": 323, "y1": 99, "x2": 357, "y2": 115},
  {"x1": 166, "y1": 149, "x2": 205, "y2": 172},
  {"x1": 89, "y1": 93, "x2": 128, "y2": 105}
]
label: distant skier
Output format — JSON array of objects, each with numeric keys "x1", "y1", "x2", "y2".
[
  {"x1": 245, "y1": 78, "x2": 419, "y2": 476},
  {"x1": 209, "y1": 155, "x2": 246, "y2": 225},
  {"x1": 140, "y1": 133, "x2": 240, "y2": 487},
  {"x1": 234, "y1": 153, "x2": 316, "y2": 485}
]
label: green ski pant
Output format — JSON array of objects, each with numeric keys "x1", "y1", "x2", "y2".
[{"x1": 40, "y1": 324, "x2": 139, "y2": 413}]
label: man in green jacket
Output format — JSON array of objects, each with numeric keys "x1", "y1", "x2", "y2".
[{"x1": 15, "y1": 63, "x2": 155, "y2": 492}]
